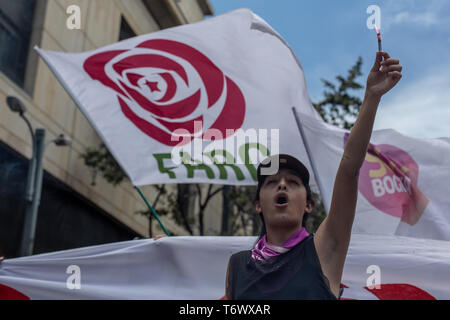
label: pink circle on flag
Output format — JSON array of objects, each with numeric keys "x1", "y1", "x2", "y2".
[{"x1": 344, "y1": 133, "x2": 429, "y2": 225}]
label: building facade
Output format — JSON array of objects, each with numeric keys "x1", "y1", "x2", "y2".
[{"x1": 0, "y1": 0, "x2": 215, "y2": 258}]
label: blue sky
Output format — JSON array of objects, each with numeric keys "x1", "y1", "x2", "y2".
[{"x1": 209, "y1": 0, "x2": 450, "y2": 139}]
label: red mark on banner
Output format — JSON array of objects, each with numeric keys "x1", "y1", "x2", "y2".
[
  {"x1": 364, "y1": 283, "x2": 436, "y2": 300},
  {"x1": 0, "y1": 284, "x2": 30, "y2": 300}
]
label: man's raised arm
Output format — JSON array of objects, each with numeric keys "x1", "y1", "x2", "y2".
[{"x1": 314, "y1": 51, "x2": 402, "y2": 293}]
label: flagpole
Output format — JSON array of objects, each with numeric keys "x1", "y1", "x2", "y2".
[
  {"x1": 291, "y1": 107, "x2": 330, "y2": 212},
  {"x1": 134, "y1": 186, "x2": 171, "y2": 237}
]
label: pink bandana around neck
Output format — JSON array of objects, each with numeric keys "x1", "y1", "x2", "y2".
[{"x1": 251, "y1": 227, "x2": 309, "y2": 261}]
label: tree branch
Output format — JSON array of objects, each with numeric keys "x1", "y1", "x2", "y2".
[
  {"x1": 203, "y1": 186, "x2": 224, "y2": 209},
  {"x1": 152, "y1": 184, "x2": 165, "y2": 208}
]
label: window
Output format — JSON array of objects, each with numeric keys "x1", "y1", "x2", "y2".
[
  {"x1": 118, "y1": 16, "x2": 136, "y2": 41},
  {"x1": 0, "y1": 141, "x2": 139, "y2": 258},
  {"x1": 0, "y1": 0, "x2": 36, "y2": 87}
]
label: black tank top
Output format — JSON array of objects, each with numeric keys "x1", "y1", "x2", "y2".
[{"x1": 227, "y1": 234, "x2": 343, "y2": 300}]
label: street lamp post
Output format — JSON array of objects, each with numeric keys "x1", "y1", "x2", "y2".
[
  {"x1": 6, "y1": 96, "x2": 71, "y2": 256},
  {"x1": 20, "y1": 128, "x2": 45, "y2": 256}
]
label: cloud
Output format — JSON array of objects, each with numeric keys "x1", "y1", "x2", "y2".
[
  {"x1": 392, "y1": 11, "x2": 439, "y2": 26},
  {"x1": 381, "y1": 0, "x2": 450, "y2": 30},
  {"x1": 374, "y1": 64, "x2": 450, "y2": 139}
]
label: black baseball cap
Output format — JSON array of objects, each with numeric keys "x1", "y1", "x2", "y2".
[{"x1": 255, "y1": 154, "x2": 310, "y2": 200}]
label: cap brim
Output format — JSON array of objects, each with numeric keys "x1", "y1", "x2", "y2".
[{"x1": 257, "y1": 154, "x2": 310, "y2": 185}]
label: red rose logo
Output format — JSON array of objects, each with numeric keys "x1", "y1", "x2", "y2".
[{"x1": 83, "y1": 39, "x2": 245, "y2": 146}]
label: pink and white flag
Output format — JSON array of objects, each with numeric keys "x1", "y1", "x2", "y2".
[{"x1": 298, "y1": 112, "x2": 450, "y2": 241}]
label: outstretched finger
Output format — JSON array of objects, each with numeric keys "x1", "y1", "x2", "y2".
[
  {"x1": 371, "y1": 51, "x2": 383, "y2": 72},
  {"x1": 380, "y1": 51, "x2": 391, "y2": 61}
]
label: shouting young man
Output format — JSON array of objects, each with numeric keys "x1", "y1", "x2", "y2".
[{"x1": 225, "y1": 51, "x2": 402, "y2": 300}]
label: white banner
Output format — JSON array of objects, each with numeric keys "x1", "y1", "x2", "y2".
[
  {"x1": 1, "y1": 233, "x2": 449, "y2": 300},
  {"x1": 299, "y1": 112, "x2": 450, "y2": 241},
  {"x1": 35, "y1": 8, "x2": 321, "y2": 187}
]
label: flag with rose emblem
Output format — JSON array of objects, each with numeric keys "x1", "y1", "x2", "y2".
[{"x1": 35, "y1": 8, "x2": 321, "y2": 186}]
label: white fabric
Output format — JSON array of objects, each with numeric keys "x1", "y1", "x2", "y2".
[
  {"x1": 299, "y1": 112, "x2": 450, "y2": 241},
  {"x1": 1, "y1": 234, "x2": 449, "y2": 299},
  {"x1": 35, "y1": 8, "x2": 321, "y2": 187}
]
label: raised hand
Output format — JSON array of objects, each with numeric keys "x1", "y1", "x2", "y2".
[{"x1": 366, "y1": 51, "x2": 402, "y2": 97}]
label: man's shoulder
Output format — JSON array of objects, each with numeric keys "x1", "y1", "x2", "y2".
[
  {"x1": 229, "y1": 249, "x2": 252, "y2": 264},
  {"x1": 230, "y1": 249, "x2": 251, "y2": 258}
]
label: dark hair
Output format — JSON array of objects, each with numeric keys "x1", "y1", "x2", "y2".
[{"x1": 254, "y1": 182, "x2": 314, "y2": 245}]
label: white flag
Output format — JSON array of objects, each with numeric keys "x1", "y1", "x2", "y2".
[
  {"x1": 299, "y1": 112, "x2": 450, "y2": 241},
  {"x1": 35, "y1": 9, "x2": 321, "y2": 187},
  {"x1": 1, "y1": 234, "x2": 449, "y2": 300}
]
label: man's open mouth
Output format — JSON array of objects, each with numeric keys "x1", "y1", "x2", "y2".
[{"x1": 274, "y1": 193, "x2": 289, "y2": 207}]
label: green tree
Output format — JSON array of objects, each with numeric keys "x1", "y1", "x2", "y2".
[
  {"x1": 221, "y1": 185, "x2": 259, "y2": 236},
  {"x1": 80, "y1": 143, "x2": 126, "y2": 186},
  {"x1": 313, "y1": 57, "x2": 364, "y2": 130}
]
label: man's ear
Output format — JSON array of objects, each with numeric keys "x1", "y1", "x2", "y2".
[
  {"x1": 254, "y1": 200, "x2": 262, "y2": 214},
  {"x1": 305, "y1": 200, "x2": 313, "y2": 214}
]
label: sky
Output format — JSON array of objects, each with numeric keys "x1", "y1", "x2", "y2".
[{"x1": 208, "y1": 0, "x2": 450, "y2": 139}]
